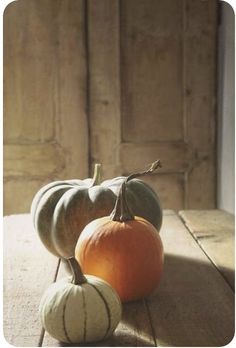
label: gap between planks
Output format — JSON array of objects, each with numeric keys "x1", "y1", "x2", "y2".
[
  {"x1": 178, "y1": 210, "x2": 235, "y2": 292},
  {"x1": 38, "y1": 258, "x2": 62, "y2": 347}
]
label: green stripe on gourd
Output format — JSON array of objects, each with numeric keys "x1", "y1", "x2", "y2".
[{"x1": 39, "y1": 257, "x2": 122, "y2": 344}]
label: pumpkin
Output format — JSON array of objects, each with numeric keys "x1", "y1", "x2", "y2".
[
  {"x1": 31, "y1": 163, "x2": 162, "y2": 258},
  {"x1": 75, "y1": 161, "x2": 164, "y2": 303},
  {"x1": 39, "y1": 257, "x2": 122, "y2": 344}
]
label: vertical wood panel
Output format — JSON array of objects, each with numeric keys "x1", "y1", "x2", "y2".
[
  {"x1": 144, "y1": 174, "x2": 185, "y2": 212},
  {"x1": 184, "y1": 0, "x2": 217, "y2": 208},
  {"x1": 4, "y1": 0, "x2": 57, "y2": 142},
  {"x1": 4, "y1": 0, "x2": 217, "y2": 214},
  {"x1": 3, "y1": 0, "x2": 89, "y2": 215},
  {"x1": 120, "y1": 0, "x2": 184, "y2": 142},
  {"x1": 88, "y1": 0, "x2": 121, "y2": 178},
  {"x1": 87, "y1": 0, "x2": 217, "y2": 211},
  {"x1": 55, "y1": 0, "x2": 89, "y2": 178}
]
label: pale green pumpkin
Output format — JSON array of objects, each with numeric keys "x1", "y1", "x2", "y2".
[
  {"x1": 31, "y1": 163, "x2": 162, "y2": 258},
  {"x1": 39, "y1": 258, "x2": 122, "y2": 344}
]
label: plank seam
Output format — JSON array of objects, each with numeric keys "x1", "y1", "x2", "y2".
[
  {"x1": 84, "y1": 0, "x2": 92, "y2": 176},
  {"x1": 38, "y1": 258, "x2": 61, "y2": 346},
  {"x1": 144, "y1": 299, "x2": 158, "y2": 347},
  {"x1": 178, "y1": 214, "x2": 235, "y2": 293}
]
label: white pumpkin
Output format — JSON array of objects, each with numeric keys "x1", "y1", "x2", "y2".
[{"x1": 39, "y1": 257, "x2": 122, "y2": 343}]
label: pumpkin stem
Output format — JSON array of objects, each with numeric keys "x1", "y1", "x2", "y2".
[
  {"x1": 110, "y1": 160, "x2": 162, "y2": 222},
  {"x1": 91, "y1": 163, "x2": 101, "y2": 186},
  {"x1": 67, "y1": 257, "x2": 87, "y2": 285}
]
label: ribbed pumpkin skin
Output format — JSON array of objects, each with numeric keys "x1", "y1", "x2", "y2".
[
  {"x1": 31, "y1": 179, "x2": 116, "y2": 258},
  {"x1": 39, "y1": 275, "x2": 122, "y2": 343},
  {"x1": 31, "y1": 176, "x2": 162, "y2": 258},
  {"x1": 75, "y1": 216, "x2": 164, "y2": 302}
]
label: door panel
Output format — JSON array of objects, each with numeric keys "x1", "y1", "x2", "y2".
[
  {"x1": 88, "y1": 0, "x2": 217, "y2": 211},
  {"x1": 3, "y1": 0, "x2": 89, "y2": 215},
  {"x1": 4, "y1": 0, "x2": 217, "y2": 214},
  {"x1": 121, "y1": 0, "x2": 184, "y2": 142}
]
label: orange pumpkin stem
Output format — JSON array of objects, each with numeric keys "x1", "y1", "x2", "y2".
[
  {"x1": 67, "y1": 257, "x2": 87, "y2": 285},
  {"x1": 110, "y1": 160, "x2": 162, "y2": 222}
]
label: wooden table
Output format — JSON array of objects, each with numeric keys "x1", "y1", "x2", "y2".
[{"x1": 3, "y1": 210, "x2": 235, "y2": 347}]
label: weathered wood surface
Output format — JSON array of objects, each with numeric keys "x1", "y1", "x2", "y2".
[
  {"x1": 3, "y1": 210, "x2": 234, "y2": 347},
  {"x1": 179, "y1": 209, "x2": 235, "y2": 289},
  {"x1": 4, "y1": 0, "x2": 218, "y2": 214},
  {"x1": 184, "y1": 0, "x2": 217, "y2": 208},
  {"x1": 88, "y1": 0, "x2": 121, "y2": 178},
  {"x1": 3, "y1": 0, "x2": 89, "y2": 215},
  {"x1": 3, "y1": 214, "x2": 59, "y2": 347},
  {"x1": 148, "y1": 212, "x2": 234, "y2": 347}
]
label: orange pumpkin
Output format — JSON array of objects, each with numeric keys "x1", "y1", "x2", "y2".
[{"x1": 75, "y1": 161, "x2": 164, "y2": 302}]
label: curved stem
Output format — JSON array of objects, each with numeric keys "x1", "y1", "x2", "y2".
[
  {"x1": 91, "y1": 163, "x2": 101, "y2": 186},
  {"x1": 110, "y1": 160, "x2": 162, "y2": 222},
  {"x1": 67, "y1": 257, "x2": 87, "y2": 285}
]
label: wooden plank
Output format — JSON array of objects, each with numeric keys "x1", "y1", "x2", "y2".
[
  {"x1": 147, "y1": 212, "x2": 234, "y2": 347},
  {"x1": 88, "y1": 0, "x2": 121, "y2": 178},
  {"x1": 4, "y1": 211, "x2": 233, "y2": 347},
  {"x1": 142, "y1": 173, "x2": 185, "y2": 212},
  {"x1": 42, "y1": 260, "x2": 156, "y2": 347},
  {"x1": 55, "y1": 0, "x2": 89, "y2": 179},
  {"x1": 3, "y1": 214, "x2": 59, "y2": 347},
  {"x1": 4, "y1": 143, "x2": 65, "y2": 178},
  {"x1": 3, "y1": 0, "x2": 89, "y2": 215},
  {"x1": 186, "y1": 156, "x2": 216, "y2": 209},
  {"x1": 184, "y1": 0, "x2": 217, "y2": 208},
  {"x1": 120, "y1": 142, "x2": 192, "y2": 174},
  {"x1": 120, "y1": 0, "x2": 183, "y2": 142},
  {"x1": 4, "y1": 0, "x2": 57, "y2": 142},
  {"x1": 179, "y1": 209, "x2": 235, "y2": 289},
  {"x1": 3, "y1": 178, "x2": 47, "y2": 214}
]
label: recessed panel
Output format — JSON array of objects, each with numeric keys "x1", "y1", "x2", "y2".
[{"x1": 121, "y1": 0, "x2": 184, "y2": 142}]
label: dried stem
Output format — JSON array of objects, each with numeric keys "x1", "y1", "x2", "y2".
[
  {"x1": 67, "y1": 257, "x2": 87, "y2": 285},
  {"x1": 110, "y1": 160, "x2": 162, "y2": 222}
]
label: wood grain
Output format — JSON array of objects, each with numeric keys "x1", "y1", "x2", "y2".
[
  {"x1": 3, "y1": 211, "x2": 234, "y2": 347},
  {"x1": 3, "y1": 214, "x2": 59, "y2": 347},
  {"x1": 120, "y1": 142, "x2": 192, "y2": 174},
  {"x1": 3, "y1": 0, "x2": 89, "y2": 215},
  {"x1": 142, "y1": 173, "x2": 185, "y2": 212},
  {"x1": 88, "y1": 0, "x2": 122, "y2": 178},
  {"x1": 179, "y1": 209, "x2": 235, "y2": 289},
  {"x1": 4, "y1": 143, "x2": 65, "y2": 178},
  {"x1": 3, "y1": 179, "x2": 49, "y2": 215},
  {"x1": 4, "y1": 0, "x2": 57, "y2": 142},
  {"x1": 120, "y1": 0, "x2": 184, "y2": 142},
  {"x1": 184, "y1": 0, "x2": 217, "y2": 208},
  {"x1": 147, "y1": 212, "x2": 234, "y2": 347},
  {"x1": 55, "y1": 0, "x2": 89, "y2": 179},
  {"x1": 4, "y1": 0, "x2": 218, "y2": 214}
]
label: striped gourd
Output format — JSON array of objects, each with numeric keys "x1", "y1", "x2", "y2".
[{"x1": 39, "y1": 258, "x2": 122, "y2": 343}]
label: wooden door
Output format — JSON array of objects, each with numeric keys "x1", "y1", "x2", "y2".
[
  {"x1": 88, "y1": 0, "x2": 217, "y2": 211},
  {"x1": 3, "y1": 0, "x2": 89, "y2": 214},
  {"x1": 4, "y1": 0, "x2": 217, "y2": 214}
]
